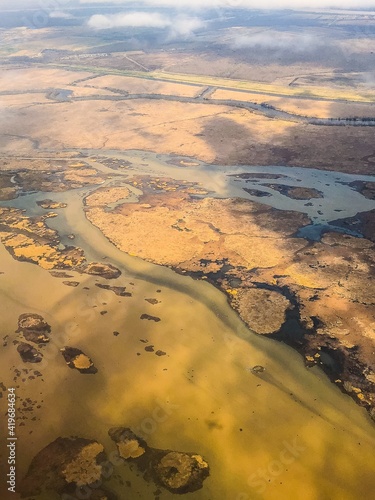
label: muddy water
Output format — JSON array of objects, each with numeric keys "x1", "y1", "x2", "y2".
[
  {"x1": 1, "y1": 155, "x2": 375, "y2": 500},
  {"x1": 78, "y1": 148, "x2": 375, "y2": 226}
]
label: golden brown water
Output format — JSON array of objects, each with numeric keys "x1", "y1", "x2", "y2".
[{"x1": 0, "y1": 162, "x2": 375, "y2": 500}]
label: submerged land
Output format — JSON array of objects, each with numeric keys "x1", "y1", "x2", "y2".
[{"x1": 0, "y1": 5, "x2": 375, "y2": 500}]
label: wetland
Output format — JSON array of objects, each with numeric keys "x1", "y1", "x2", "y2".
[
  {"x1": 0, "y1": 149, "x2": 375, "y2": 500},
  {"x1": 1, "y1": 5, "x2": 375, "y2": 499}
]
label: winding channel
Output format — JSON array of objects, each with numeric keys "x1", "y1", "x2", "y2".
[
  {"x1": 2, "y1": 86, "x2": 375, "y2": 126},
  {"x1": 1, "y1": 150, "x2": 375, "y2": 499}
]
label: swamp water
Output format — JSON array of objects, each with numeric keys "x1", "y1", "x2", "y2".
[{"x1": 0, "y1": 150, "x2": 375, "y2": 500}]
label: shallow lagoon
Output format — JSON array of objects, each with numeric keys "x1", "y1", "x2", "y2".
[{"x1": 1, "y1": 151, "x2": 375, "y2": 499}]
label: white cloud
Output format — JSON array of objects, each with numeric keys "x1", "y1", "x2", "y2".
[
  {"x1": 172, "y1": 16, "x2": 205, "y2": 37},
  {"x1": 88, "y1": 12, "x2": 171, "y2": 29},
  {"x1": 79, "y1": 0, "x2": 375, "y2": 10},
  {"x1": 1, "y1": 0, "x2": 375, "y2": 12},
  {"x1": 0, "y1": 0, "x2": 76, "y2": 10},
  {"x1": 49, "y1": 11, "x2": 74, "y2": 19},
  {"x1": 232, "y1": 32, "x2": 324, "y2": 52},
  {"x1": 87, "y1": 11, "x2": 205, "y2": 37}
]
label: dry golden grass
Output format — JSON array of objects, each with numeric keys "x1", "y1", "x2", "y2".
[
  {"x1": 2, "y1": 92, "x2": 375, "y2": 172},
  {"x1": 132, "y1": 51, "x2": 333, "y2": 84},
  {"x1": 0, "y1": 67, "x2": 94, "y2": 92},
  {"x1": 88, "y1": 74, "x2": 204, "y2": 97},
  {"x1": 276, "y1": 99, "x2": 375, "y2": 119},
  {"x1": 86, "y1": 193, "x2": 306, "y2": 268},
  {"x1": 85, "y1": 186, "x2": 131, "y2": 207},
  {"x1": 0, "y1": 64, "x2": 374, "y2": 173},
  {"x1": 0, "y1": 157, "x2": 80, "y2": 171},
  {"x1": 56, "y1": 62, "x2": 375, "y2": 102},
  {"x1": 212, "y1": 88, "x2": 280, "y2": 102},
  {"x1": 1, "y1": 28, "x2": 95, "y2": 58},
  {"x1": 213, "y1": 88, "x2": 375, "y2": 119},
  {"x1": 69, "y1": 86, "x2": 118, "y2": 98},
  {"x1": 149, "y1": 69, "x2": 375, "y2": 102},
  {"x1": 0, "y1": 93, "x2": 50, "y2": 107},
  {"x1": 0, "y1": 98, "x2": 241, "y2": 162}
]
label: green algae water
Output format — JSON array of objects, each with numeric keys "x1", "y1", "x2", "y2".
[{"x1": 1, "y1": 152, "x2": 375, "y2": 500}]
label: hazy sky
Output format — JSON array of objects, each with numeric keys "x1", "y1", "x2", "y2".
[
  {"x1": 80, "y1": 0, "x2": 375, "y2": 7},
  {"x1": 1, "y1": 0, "x2": 375, "y2": 10}
]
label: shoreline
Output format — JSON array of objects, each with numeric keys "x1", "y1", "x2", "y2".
[
  {"x1": 1, "y1": 161, "x2": 375, "y2": 498},
  {"x1": 82, "y1": 173, "x2": 375, "y2": 421},
  {"x1": 1, "y1": 150, "x2": 374, "y2": 422},
  {"x1": 87, "y1": 213, "x2": 375, "y2": 421}
]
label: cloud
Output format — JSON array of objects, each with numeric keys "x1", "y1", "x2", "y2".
[
  {"x1": 87, "y1": 11, "x2": 205, "y2": 37},
  {"x1": 2, "y1": 0, "x2": 375, "y2": 15},
  {"x1": 362, "y1": 71, "x2": 375, "y2": 87},
  {"x1": 0, "y1": 0, "x2": 77, "y2": 10},
  {"x1": 49, "y1": 11, "x2": 74, "y2": 19},
  {"x1": 88, "y1": 12, "x2": 171, "y2": 29},
  {"x1": 232, "y1": 31, "x2": 324, "y2": 53},
  {"x1": 79, "y1": 0, "x2": 375, "y2": 10},
  {"x1": 172, "y1": 16, "x2": 205, "y2": 37},
  {"x1": 228, "y1": 29, "x2": 349, "y2": 64},
  {"x1": 1, "y1": 0, "x2": 375, "y2": 12}
]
